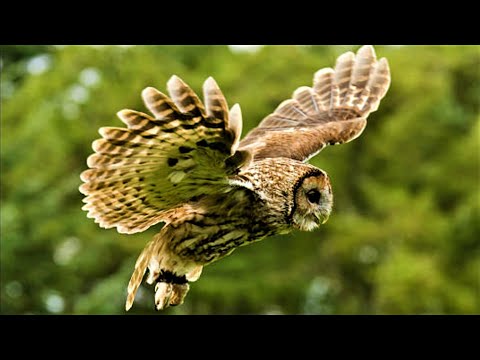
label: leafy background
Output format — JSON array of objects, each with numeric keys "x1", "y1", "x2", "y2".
[{"x1": 1, "y1": 45, "x2": 479, "y2": 314}]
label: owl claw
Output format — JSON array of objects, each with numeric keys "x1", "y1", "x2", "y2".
[
  {"x1": 154, "y1": 281, "x2": 190, "y2": 310},
  {"x1": 169, "y1": 283, "x2": 190, "y2": 306},
  {"x1": 155, "y1": 282, "x2": 173, "y2": 310}
]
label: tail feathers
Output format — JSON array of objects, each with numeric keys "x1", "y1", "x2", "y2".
[
  {"x1": 125, "y1": 240, "x2": 155, "y2": 311},
  {"x1": 295, "y1": 45, "x2": 390, "y2": 121}
]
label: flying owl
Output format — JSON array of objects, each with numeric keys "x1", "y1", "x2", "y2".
[{"x1": 79, "y1": 45, "x2": 391, "y2": 311}]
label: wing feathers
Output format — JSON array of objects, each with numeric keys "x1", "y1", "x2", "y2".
[
  {"x1": 80, "y1": 76, "x2": 249, "y2": 234},
  {"x1": 229, "y1": 104, "x2": 243, "y2": 154},
  {"x1": 313, "y1": 68, "x2": 335, "y2": 111},
  {"x1": 334, "y1": 52, "x2": 355, "y2": 100},
  {"x1": 117, "y1": 109, "x2": 155, "y2": 132},
  {"x1": 363, "y1": 57, "x2": 391, "y2": 113},
  {"x1": 142, "y1": 87, "x2": 181, "y2": 119},
  {"x1": 275, "y1": 99, "x2": 308, "y2": 120},
  {"x1": 203, "y1": 77, "x2": 229, "y2": 121},
  {"x1": 334, "y1": 52, "x2": 355, "y2": 106},
  {"x1": 167, "y1": 75, "x2": 206, "y2": 116},
  {"x1": 348, "y1": 45, "x2": 376, "y2": 110},
  {"x1": 239, "y1": 45, "x2": 391, "y2": 161},
  {"x1": 293, "y1": 86, "x2": 320, "y2": 115}
]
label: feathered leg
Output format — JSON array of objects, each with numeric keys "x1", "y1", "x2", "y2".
[{"x1": 125, "y1": 226, "x2": 201, "y2": 311}]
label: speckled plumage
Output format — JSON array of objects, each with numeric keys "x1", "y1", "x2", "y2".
[{"x1": 79, "y1": 45, "x2": 391, "y2": 311}]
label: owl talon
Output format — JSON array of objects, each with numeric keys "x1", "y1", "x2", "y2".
[
  {"x1": 155, "y1": 282, "x2": 173, "y2": 310},
  {"x1": 154, "y1": 281, "x2": 190, "y2": 309},
  {"x1": 169, "y1": 283, "x2": 190, "y2": 306}
]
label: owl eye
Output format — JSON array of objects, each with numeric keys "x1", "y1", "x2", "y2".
[{"x1": 306, "y1": 189, "x2": 321, "y2": 204}]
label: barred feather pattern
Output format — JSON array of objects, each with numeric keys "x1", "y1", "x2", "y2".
[
  {"x1": 239, "y1": 45, "x2": 391, "y2": 161},
  {"x1": 79, "y1": 46, "x2": 391, "y2": 312},
  {"x1": 80, "y1": 76, "x2": 248, "y2": 234}
]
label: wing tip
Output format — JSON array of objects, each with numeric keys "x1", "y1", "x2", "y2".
[
  {"x1": 274, "y1": 98, "x2": 297, "y2": 113},
  {"x1": 336, "y1": 51, "x2": 355, "y2": 63},
  {"x1": 378, "y1": 57, "x2": 390, "y2": 72},
  {"x1": 203, "y1": 76, "x2": 219, "y2": 92},
  {"x1": 357, "y1": 45, "x2": 376, "y2": 57},
  {"x1": 292, "y1": 86, "x2": 312, "y2": 98},
  {"x1": 229, "y1": 103, "x2": 243, "y2": 153},
  {"x1": 78, "y1": 177, "x2": 89, "y2": 190},
  {"x1": 141, "y1": 86, "x2": 162, "y2": 101},
  {"x1": 313, "y1": 67, "x2": 334, "y2": 82},
  {"x1": 116, "y1": 109, "x2": 130, "y2": 119},
  {"x1": 167, "y1": 74, "x2": 185, "y2": 89},
  {"x1": 230, "y1": 103, "x2": 242, "y2": 114},
  {"x1": 141, "y1": 87, "x2": 159, "y2": 106}
]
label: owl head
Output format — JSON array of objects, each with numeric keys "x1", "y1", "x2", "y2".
[{"x1": 292, "y1": 171, "x2": 333, "y2": 231}]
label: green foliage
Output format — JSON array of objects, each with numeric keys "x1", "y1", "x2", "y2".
[{"x1": 1, "y1": 45, "x2": 479, "y2": 314}]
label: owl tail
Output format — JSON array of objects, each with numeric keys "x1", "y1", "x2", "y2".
[{"x1": 125, "y1": 231, "x2": 203, "y2": 311}]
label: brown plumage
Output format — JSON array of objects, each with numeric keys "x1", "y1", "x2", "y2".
[{"x1": 79, "y1": 45, "x2": 391, "y2": 311}]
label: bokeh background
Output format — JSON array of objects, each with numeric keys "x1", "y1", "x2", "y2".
[{"x1": 1, "y1": 45, "x2": 479, "y2": 314}]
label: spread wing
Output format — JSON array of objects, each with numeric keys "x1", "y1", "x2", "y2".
[
  {"x1": 79, "y1": 76, "x2": 250, "y2": 234},
  {"x1": 239, "y1": 45, "x2": 391, "y2": 162}
]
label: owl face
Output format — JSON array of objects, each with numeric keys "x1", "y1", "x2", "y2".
[{"x1": 292, "y1": 172, "x2": 333, "y2": 231}]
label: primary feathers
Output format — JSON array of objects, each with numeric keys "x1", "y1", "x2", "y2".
[
  {"x1": 79, "y1": 45, "x2": 391, "y2": 311},
  {"x1": 80, "y1": 76, "x2": 248, "y2": 234},
  {"x1": 239, "y1": 45, "x2": 390, "y2": 161}
]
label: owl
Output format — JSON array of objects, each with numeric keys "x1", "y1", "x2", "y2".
[{"x1": 79, "y1": 45, "x2": 391, "y2": 311}]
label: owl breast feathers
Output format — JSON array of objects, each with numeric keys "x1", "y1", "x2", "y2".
[{"x1": 79, "y1": 45, "x2": 391, "y2": 311}]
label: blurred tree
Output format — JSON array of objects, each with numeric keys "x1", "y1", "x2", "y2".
[{"x1": 1, "y1": 45, "x2": 479, "y2": 314}]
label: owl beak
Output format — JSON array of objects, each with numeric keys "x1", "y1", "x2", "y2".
[{"x1": 314, "y1": 211, "x2": 330, "y2": 225}]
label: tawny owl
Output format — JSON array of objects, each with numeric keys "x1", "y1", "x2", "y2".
[{"x1": 79, "y1": 45, "x2": 391, "y2": 311}]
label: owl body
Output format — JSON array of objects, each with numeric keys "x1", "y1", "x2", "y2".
[
  {"x1": 131, "y1": 158, "x2": 332, "y2": 309},
  {"x1": 163, "y1": 157, "x2": 331, "y2": 264},
  {"x1": 79, "y1": 45, "x2": 391, "y2": 310}
]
